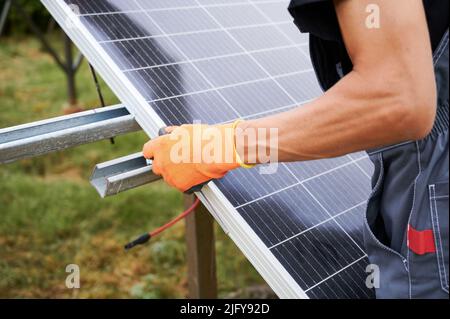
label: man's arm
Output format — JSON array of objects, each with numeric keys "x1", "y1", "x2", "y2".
[
  {"x1": 239, "y1": 0, "x2": 437, "y2": 162},
  {"x1": 143, "y1": 0, "x2": 437, "y2": 192}
]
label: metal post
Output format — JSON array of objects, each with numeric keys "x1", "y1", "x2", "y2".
[
  {"x1": 0, "y1": 0, "x2": 12, "y2": 37},
  {"x1": 185, "y1": 195, "x2": 218, "y2": 299},
  {"x1": 64, "y1": 34, "x2": 77, "y2": 105}
]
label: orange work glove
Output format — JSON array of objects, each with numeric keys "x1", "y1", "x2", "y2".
[{"x1": 143, "y1": 121, "x2": 249, "y2": 192}]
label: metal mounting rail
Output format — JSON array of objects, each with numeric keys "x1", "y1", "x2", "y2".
[
  {"x1": 0, "y1": 104, "x2": 140, "y2": 164},
  {"x1": 0, "y1": 103, "x2": 160, "y2": 196},
  {"x1": 90, "y1": 152, "x2": 161, "y2": 198}
]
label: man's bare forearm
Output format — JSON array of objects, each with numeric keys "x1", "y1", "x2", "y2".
[{"x1": 238, "y1": 68, "x2": 434, "y2": 163}]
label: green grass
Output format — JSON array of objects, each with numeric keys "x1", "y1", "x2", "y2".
[{"x1": 0, "y1": 35, "x2": 264, "y2": 298}]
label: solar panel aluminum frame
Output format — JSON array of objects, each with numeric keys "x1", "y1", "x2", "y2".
[{"x1": 41, "y1": 0, "x2": 309, "y2": 299}]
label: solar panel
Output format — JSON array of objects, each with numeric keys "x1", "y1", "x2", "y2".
[{"x1": 43, "y1": 0, "x2": 376, "y2": 299}]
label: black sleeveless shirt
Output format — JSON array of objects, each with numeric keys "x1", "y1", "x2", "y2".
[{"x1": 288, "y1": 0, "x2": 449, "y2": 90}]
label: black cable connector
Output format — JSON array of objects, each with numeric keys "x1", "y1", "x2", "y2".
[
  {"x1": 124, "y1": 233, "x2": 151, "y2": 251},
  {"x1": 124, "y1": 198, "x2": 200, "y2": 251}
]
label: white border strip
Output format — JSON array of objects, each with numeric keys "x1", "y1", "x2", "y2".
[{"x1": 41, "y1": 0, "x2": 307, "y2": 299}]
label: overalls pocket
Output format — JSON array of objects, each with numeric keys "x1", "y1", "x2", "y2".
[
  {"x1": 429, "y1": 181, "x2": 449, "y2": 293},
  {"x1": 365, "y1": 154, "x2": 385, "y2": 242},
  {"x1": 364, "y1": 153, "x2": 407, "y2": 259},
  {"x1": 363, "y1": 152, "x2": 410, "y2": 298}
]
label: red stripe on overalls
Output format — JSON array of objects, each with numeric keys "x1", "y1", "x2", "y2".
[{"x1": 407, "y1": 225, "x2": 436, "y2": 255}]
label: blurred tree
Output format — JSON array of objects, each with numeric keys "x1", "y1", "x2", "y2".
[
  {"x1": 1, "y1": 0, "x2": 52, "y2": 37},
  {"x1": 0, "y1": 0, "x2": 83, "y2": 106}
]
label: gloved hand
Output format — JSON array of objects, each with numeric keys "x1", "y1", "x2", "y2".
[{"x1": 143, "y1": 121, "x2": 251, "y2": 192}]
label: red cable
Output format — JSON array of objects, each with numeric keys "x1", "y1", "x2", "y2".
[
  {"x1": 125, "y1": 197, "x2": 201, "y2": 250},
  {"x1": 150, "y1": 197, "x2": 200, "y2": 237}
]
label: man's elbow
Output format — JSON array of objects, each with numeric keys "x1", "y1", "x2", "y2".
[
  {"x1": 392, "y1": 89, "x2": 436, "y2": 141},
  {"x1": 355, "y1": 57, "x2": 437, "y2": 142}
]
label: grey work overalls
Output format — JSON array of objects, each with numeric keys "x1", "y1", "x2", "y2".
[{"x1": 364, "y1": 30, "x2": 449, "y2": 299}]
